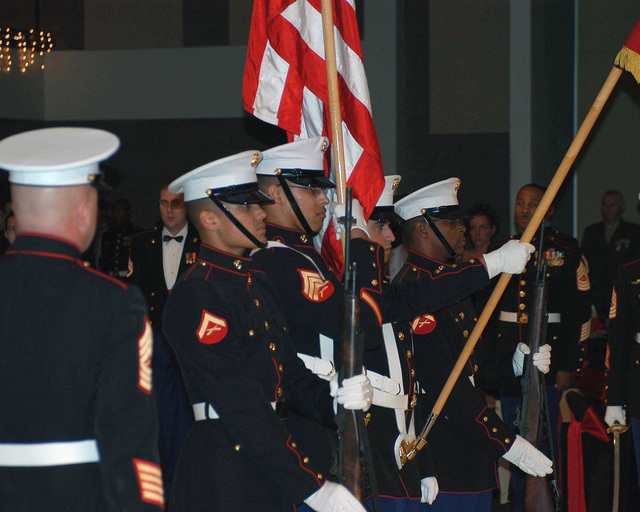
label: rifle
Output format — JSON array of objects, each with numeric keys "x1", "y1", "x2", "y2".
[
  {"x1": 516, "y1": 220, "x2": 559, "y2": 512},
  {"x1": 334, "y1": 188, "x2": 364, "y2": 497}
]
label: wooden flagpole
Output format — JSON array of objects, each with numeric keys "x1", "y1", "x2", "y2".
[
  {"x1": 321, "y1": 0, "x2": 348, "y2": 204},
  {"x1": 320, "y1": 0, "x2": 363, "y2": 500},
  {"x1": 404, "y1": 63, "x2": 626, "y2": 462}
]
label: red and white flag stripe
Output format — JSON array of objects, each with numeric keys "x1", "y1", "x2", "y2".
[{"x1": 244, "y1": 0, "x2": 385, "y2": 274}]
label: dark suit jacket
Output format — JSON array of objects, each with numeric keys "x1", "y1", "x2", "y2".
[
  {"x1": 127, "y1": 224, "x2": 200, "y2": 328},
  {"x1": 581, "y1": 219, "x2": 640, "y2": 321},
  {"x1": 606, "y1": 258, "x2": 640, "y2": 419}
]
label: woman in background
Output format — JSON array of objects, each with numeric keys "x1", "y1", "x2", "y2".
[{"x1": 462, "y1": 203, "x2": 499, "y2": 262}]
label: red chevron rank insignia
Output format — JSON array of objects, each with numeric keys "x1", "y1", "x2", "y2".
[
  {"x1": 411, "y1": 314, "x2": 437, "y2": 335},
  {"x1": 298, "y1": 269, "x2": 334, "y2": 302},
  {"x1": 197, "y1": 310, "x2": 228, "y2": 344},
  {"x1": 609, "y1": 287, "x2": 617, "y2": 320},
  {"x1": 133, "y1": 459, "x2": 164, "y2": 507},
  {"x1": 576, "y1": 258, "x2": 591, "y2": 292},
  {"x1": 138, "y1": 318, "x2": 153, "y2": 394}
]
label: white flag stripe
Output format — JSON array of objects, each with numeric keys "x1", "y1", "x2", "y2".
[
  {"x1": 341, "y1": 121, "x2": 363, "y2": 174},
  {"x1": 253, "y1": 41, "x2": 290, "y2": 125},
  {"x1": 300, "y1": 87, "x2": 325, "y2": 139},
  {"x1": 282, "y1": 0, "x2": 372, "y2": 111}
]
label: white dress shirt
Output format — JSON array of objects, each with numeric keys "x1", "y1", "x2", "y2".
[{"x1": 162, "y1": 223, "x2": 188, "y2": 290}]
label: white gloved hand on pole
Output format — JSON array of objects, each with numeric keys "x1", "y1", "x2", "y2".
[
  {"x1": 502, "y1": 435, "x2": 553, "y2": 477},
  {"x1": 330, "y1": 199, "x2": 370, "y2": 239},
  {"x1": 420, "y1": 477, "x2": 439, "y2": 505},
  {"x1": 330, "y1": 374, "x2": 373, "y2": 412},
  {"x1": 304, "y1": 481, "x2": 368, "y2": 512},
  {"x1": 512, "y1": 343, "x2": 552, "y2": 377},
  {"x1": 482, "y1": 240, "x2": 535, "y2": 279},
  {"x1": 604, "y1": 405, "x2": 626, "y2": 427}
]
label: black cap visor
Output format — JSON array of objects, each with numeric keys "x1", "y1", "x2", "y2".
[
  {"x1": 423, "y1": 205, "x2": 468, "y2": 221},
  {"x1": 279, "y1": 168, "x2": 336, "y2": 189},
  {"x1": 210, "y1": 183, "x2": 274, "y2": 205},
  {"x1": 370, "y1": 206, "x2": 403, "y2": 223}
]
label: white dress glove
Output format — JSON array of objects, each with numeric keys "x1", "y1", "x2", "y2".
[
  {"x1": 502, "y1": 435, "x2": 553, "y2": 477},
  {"x1": 329, "y1": 374, "x2": 373, "y2": 412},
  {"x1": 604, "y1": 405, "x2": 626, "y2": 427},
  {"x1": 512, "y1": 343, "x2": 552, "y2": 377},
  {"x1": 304, "y1": 481, "x2": 367, "y2": 512},
  {"x1": 482, "y1": 240, "x2": 535, "y2": 279},
  {"x1": 420, "y1": 477, "x2": 439, "y2": 505},
  {"x1": 330, "y1": 199, "x2": 370, "y2": 239}
]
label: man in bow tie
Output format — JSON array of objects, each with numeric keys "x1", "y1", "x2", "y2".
[{"x1": 127, "y1": 182, "x2": 200, "y2": 501}]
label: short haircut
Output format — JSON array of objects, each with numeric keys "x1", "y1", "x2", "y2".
[
  {"x1": 400, "y1": 217, "x2": 422, "y2": 248},
  {"x1": 602, "y1": 190, "x2": 623, "y2": 202},
  {"x1": 186, "y1": 198, "x2": 216, "y2": 228},
  {"x1": 256, "y1": 175, "x2": 278, "y2": 193},
  {"x1": 518, "y1": 183, "x2": 546, "y2": 196},
  {"x1": 467, "y1": 202, "x2": 499, "y2": 230}
]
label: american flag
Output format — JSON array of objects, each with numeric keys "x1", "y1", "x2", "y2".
[{"x1": 243, "y1": 0, "x2": 385, "y2": 274}]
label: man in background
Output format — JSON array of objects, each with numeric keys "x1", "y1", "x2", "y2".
[
  {"x1": 128, "y1": 182, "x2": 199, "y2": 498},
  {"x1": 100, "y1": 197, "x2": 139, "y2": 278},
  {"x1": 582, "y1": 190, "x2": 640, "y2": 325},
  {"x1": 486, "y1": 183, "x2": 591, "y2": 511}
]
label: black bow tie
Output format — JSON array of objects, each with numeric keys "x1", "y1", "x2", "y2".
[{"x1": 164, "y1": 235, "x2": 184, "y2": 243}]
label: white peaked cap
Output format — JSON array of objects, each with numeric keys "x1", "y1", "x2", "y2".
[
  {"x1": 0, "y1": 127, "x2": 119, "y2": 187},
  {"x1": 394, "y1": 177, "x2": 462, "y2": 221},
  {"x1": 257, "y1": 136, "x2": 329, "y2": 175},
  {"x1": 169, "y1": 150, "x2": 263, "y2": 202},
  {"x1": 376, "y1": 175, "x2": 402, "y2": 208}
]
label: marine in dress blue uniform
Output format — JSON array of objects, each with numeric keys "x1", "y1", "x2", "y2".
[
  {"x1": 391, "y1": 179, "x2": 552, "y2": 512},
  {"x1": 0, "y1": 127, "x2": 164, "y2": 512},
  {"x1": 364, "y1": 175, "x2": 437, "y2": 511},
  {"x1": 250, "y1": 140, "x2": 536, "y2": 509},
  {"x1": 127, "y1": 185, "x2": 200, "y2": 499},
  {"x1": 99, "y1": 198, "x2": 139, "y2": 278},
  {"x1": 162, "y1": 150, "x2": 370, "y2": 512},
  {"x1": 605, "y1": 258, "x2": 640, "y2": 489},
  {"x1": 581, "y1": 190, "x2": 640, "y2": 323},
  {"x1": 483, "y1": 184, "x2": 591, "y2": 512}
]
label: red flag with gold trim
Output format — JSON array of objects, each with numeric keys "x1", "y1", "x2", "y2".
[{"x1": 615, "y1": 17, "x2": 640, "y2": 82}]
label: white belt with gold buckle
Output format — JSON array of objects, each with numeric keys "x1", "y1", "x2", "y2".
[{"x1": 499, "y1": 311, "x2": 561, "y2": 324}]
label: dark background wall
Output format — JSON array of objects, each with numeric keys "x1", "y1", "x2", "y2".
[
  {"x1": 0, "y1": 117, "x2": 286, "y2": 227},
  {"x1": 1, "y1": 1, "x2": 639, "y2": 239},
  {"x1": 397, "y1": 1, "x2": 511, "y2": 240}
]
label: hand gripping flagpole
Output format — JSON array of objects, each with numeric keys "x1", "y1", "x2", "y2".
[{"x1": 401, "y1": 16, "x2": 640, "y2": 466}]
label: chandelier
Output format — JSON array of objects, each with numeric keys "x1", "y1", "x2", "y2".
[{"x1": 1, "y1": 27, "x2": 53, "y2": 73}]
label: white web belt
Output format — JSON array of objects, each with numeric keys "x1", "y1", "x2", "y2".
[
  {"x1": 499, "y1": 311, "x2": 561, "y2": 323},
  {"x1": 193, "y1": 401, "x2": 276, "y2": 421},
  {"x1": 0, "y1": 439, "x2": 100, "y2": 467}
]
